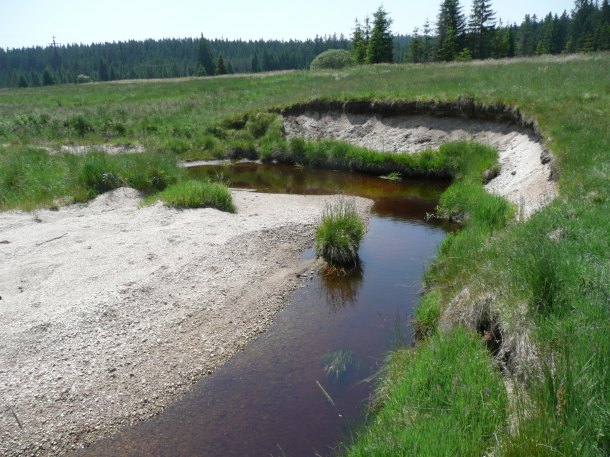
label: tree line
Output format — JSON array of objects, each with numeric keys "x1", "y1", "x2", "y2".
[
  {"x1": 0, "y1": 35, "x2": 351, "y2": 88},
  {"x1": 404, "y1": 0, "x2": 609, "y2": 63},
  {"x1": 1, "y1": 0, "x2": 608, "y2": 88}
]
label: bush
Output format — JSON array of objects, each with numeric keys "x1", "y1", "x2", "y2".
[
  {"x1": 147, "y1": 179, "x2": 235, "y2": 212},
  {"x1": 310, "y1": 49, "x2": 355, "y2": 70},
  {"x1": 76, "y1": 74, "x2": 92, "y2": 84},
  {"x1": 315, "y1": 197, "x2": 365, "y2": 266}
]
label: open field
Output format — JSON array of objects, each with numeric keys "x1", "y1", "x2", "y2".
[{"x1": 1, "y1": 53, "x2": 609, "y2": 456}]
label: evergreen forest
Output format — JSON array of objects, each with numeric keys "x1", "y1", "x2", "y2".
[{"x1": 0, "y1": 0, "x2": 608, "y2": 88}]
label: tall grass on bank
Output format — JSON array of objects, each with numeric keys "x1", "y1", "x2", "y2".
[
  {"x1": 0, "y1": 147, "x2": 185, "y2": 210},
  {"x1": 315, "y1": 198, "x2": 365, "y2": 266},
  {"x1": 145, "y1": 179, "x2": 235, "y2": 212},
  {"x1": 344, "y1": 328, "x2": 508, "y2": 457}
]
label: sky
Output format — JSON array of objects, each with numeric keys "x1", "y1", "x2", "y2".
[{"x1": 1, "y1": 0, "x2": 576, "y2": 50}]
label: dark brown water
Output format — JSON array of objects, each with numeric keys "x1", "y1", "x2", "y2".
[{"x1": 80, "y1": 164, "x2": 450, "y2": 457}]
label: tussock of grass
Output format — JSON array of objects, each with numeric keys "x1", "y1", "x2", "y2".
[
  {"x1": 315, "y1": 198, "x2": 364, "y2": 266},
  {"x1": 344, "y1": 328, "x2": 507, "y2": 457},
  {"x1": 146, "y1": 179, "x2": 235, "y2": 212}
]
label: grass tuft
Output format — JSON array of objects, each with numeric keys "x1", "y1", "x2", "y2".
[
  {"x1": 146, "y1": 179, "x2": 235, "y2": 212},
  {"x1": 315, "y1": 197, "x2": 365, "y2": 266}
]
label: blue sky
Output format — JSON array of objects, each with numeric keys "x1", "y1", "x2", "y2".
[{"x1": 1, "y1": 0, "x2": 576, "y2": 49}]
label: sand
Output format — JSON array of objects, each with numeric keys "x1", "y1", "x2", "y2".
[{"x1": 0, "y1": 188, "x2": 371, "y2": 456}]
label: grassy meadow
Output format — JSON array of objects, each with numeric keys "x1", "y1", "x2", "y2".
[{"x1": 1, "y1": 53, "x2": 608, "y2": 456}]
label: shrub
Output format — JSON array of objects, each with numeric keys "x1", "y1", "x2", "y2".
[
  {"x1": 76, "y1": 74, "x2": 92, "y2": 84},
  {"x1": 147, "y1": 179, "x2": 235, "y2": 212},
  {"x1": 315, "y1": 197, "x2": 365, "y2": 266},
  {"x1": 310, "y1": 49, "x2": 355, "y2": 70}
]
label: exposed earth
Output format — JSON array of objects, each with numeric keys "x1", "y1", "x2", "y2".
[{"x1": 283, "y1": 111, "x2": 557, "y2": 218}]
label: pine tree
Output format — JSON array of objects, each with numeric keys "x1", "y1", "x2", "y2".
[
  {"x1": 42, "y1": 68, "x2": 55, "y2": 86},
  {"x1": 98, "y1": 59, "x2": 110, "y2": 81},
  {"x1": 408, "y1": 27, "x2": 424, "y2": 62},
  {"x1": 351, "y1": 18, "x2": 368, "y2": 64},
  {"x1": 517, "y1": 14, "x2": 535, "y2": 55},
  {"x1": 437, "y1": 0, "x2": 466, "y2": 61},
  {"x1": 30, "y1": 71, "x2": 40, "y2": 87},
  {"x1": 262, "y1": 50, "x2": 273, "y2": 71},
  {"x1": 596, "y1": 0, "x2": 610, "y2": 50},
  {"x1": 570, "y1": 0, "x2": 597, "y2": 51},
  {"x1": 198, "y1": 36, "x2": 215, "y2": 76},
  {"x1": 505, "y1": 26, "x2": 516, "y2": 57},
  {"x1": 468, "y1": 0, "x2": 496, "y2": 59},
  {"x1": 365, "y1": 6, "x2": 394, "y2": 64},
  {"x1": 195, "y1": 64, "x2": 207, "y2": 76},
  {"x1": 422, "y1": 18, "x2": 434, "y2": 62},
  {"x1": 215, "y1": 55, "x2": 227, "y2": 75},
  {"x1": 251, "y1": 52, "x2": 260, "y2": 72},
  {"x1": 536, "y1": 13, "x2": 556, "y2": 55}
]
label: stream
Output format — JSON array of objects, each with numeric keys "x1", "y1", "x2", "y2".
[{"x1": 80, "y1": 163, "x2": 451, "y2": 457}]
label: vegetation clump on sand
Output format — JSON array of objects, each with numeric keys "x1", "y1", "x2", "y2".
[
  {"x1": 315, "y1": 197, "x2": 364, "y2": 266},
  {"x1": 145, "y1": 179, "x2": 235, "y2": 212}
]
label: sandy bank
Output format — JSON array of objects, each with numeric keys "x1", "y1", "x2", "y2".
[
  {"x1": 283, "y1": 111, "x2": 557, "y2": 218},
  {"x1": 0, "y1": 189, "x2": 371, "y2": 456}
]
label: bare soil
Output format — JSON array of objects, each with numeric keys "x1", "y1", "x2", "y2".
[
  {"x1": 283, "y1": 112, "x2": 557, "y2": 218},
  {"x1": 0, "y1": 188, "x2": 371, "y2": 456}
]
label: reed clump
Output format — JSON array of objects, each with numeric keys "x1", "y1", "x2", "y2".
[{"x1": 315, "y1": 198, "x2": 364, "y2": 267}]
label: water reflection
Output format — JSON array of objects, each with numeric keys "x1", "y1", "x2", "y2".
[{"x1": 320, "y1": 264, "x2": 364, "y2": 312}]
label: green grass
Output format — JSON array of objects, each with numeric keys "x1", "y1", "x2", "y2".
[
  {"x1": 145, "y1": 179, "x2": 235, "y2": 212},
  {"x1": 344, "y1": 328, "x2": 508, "y2": 457},
  {"x1": 315, "y1": 198, "x2": 365, "y2": 266},
  {"x1": 0, "y1": 148, "x2": 185, "y2": 210},
  {"x1": 1, "y1": 53, "x2": 608, "y2": 456}
]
